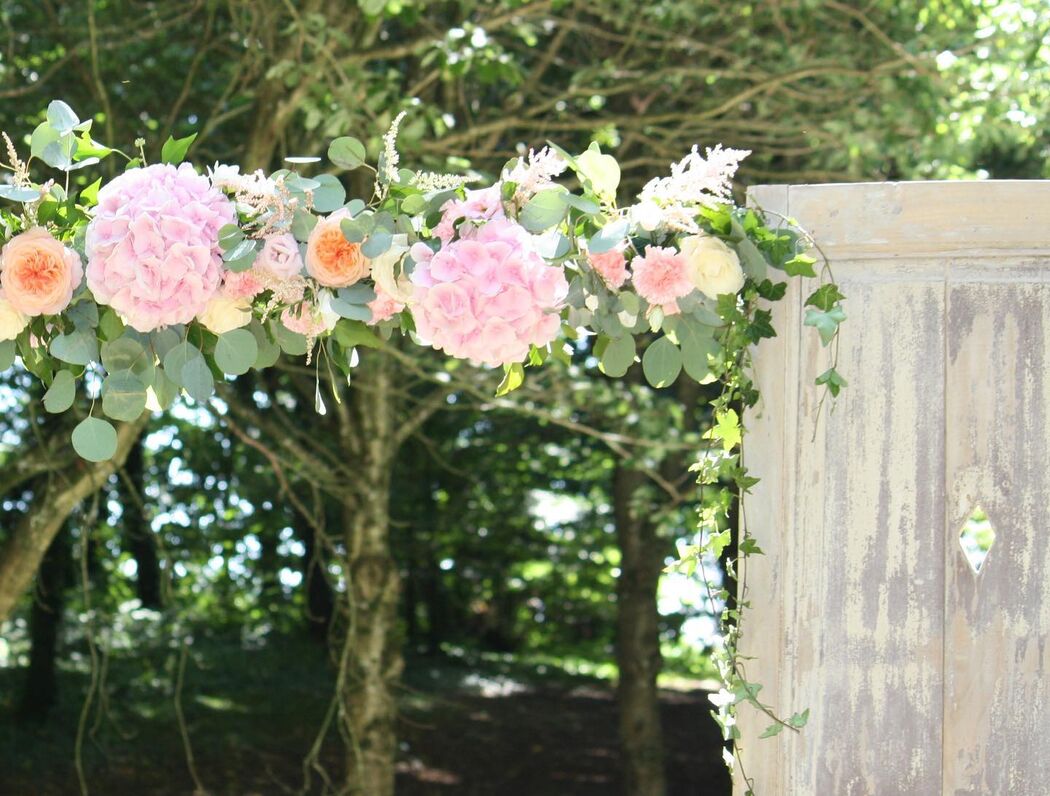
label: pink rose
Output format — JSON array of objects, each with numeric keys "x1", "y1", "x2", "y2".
[
  {"x1": 256, "y1": 233, "x2": 303, "y2": 281},
  {"x1": 0, "y1": 227, "x2": 83, "y2": 316}
]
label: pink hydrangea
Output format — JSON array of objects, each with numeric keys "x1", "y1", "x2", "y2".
[
  {"x1": 631, "y1": 245, "x2": 693, "y2": 308},
  {"x1": 588, "y1": 248, "x2": 628, "y2": 290},
  {"x1": 86, "y1": 163, "x2": 235, "y2": 331},
  {"x1": 410, "y1": 218, "x2": 567, "y2": 367},
  {"x1": 433, "y1": 185, "x2": 505, "y2": 244},
  {"x1": 256, "y1": 232, "x2": 303, "y2": 280}
]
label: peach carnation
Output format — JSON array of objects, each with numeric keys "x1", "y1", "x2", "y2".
[
  {"x1": 588, "y1": 248, "x2": 628, "y2": 290},
  {"x1": 631, "y1": 245, "x2": 693, "y2": 308},
  {"x1": 306, "y1": 210, "x2": 369, "y2": 288},
  {"x1": 0, "y1": 227, "x2": 83, "y2": 316}
]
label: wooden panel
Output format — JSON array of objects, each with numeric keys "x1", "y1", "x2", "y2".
[
  {"x1": 944, "y1": 272, "x2": 1050, "y2": 794},
  {"x1": 784, "y1": 262, "x2": 946, "y2": 795}
]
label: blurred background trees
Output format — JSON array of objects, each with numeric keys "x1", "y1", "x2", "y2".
[{"x1": 1, "y1": 1, "x2": 1046, "y2": 794}]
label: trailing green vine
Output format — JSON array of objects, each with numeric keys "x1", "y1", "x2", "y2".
[{"x1": 666, "y1": 210, "x2": 844, "y2": 794}]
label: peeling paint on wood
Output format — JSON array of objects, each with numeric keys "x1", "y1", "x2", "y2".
[{"x1": 740, "y1": 182, "x2": 1050, "y2": 796}]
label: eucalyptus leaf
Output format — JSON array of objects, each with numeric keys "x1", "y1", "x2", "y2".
[
  {"x1": 311, "y1": 174, "x2": 347, "y2": 213},
  {"x1": 102, "y1": 371, "x2": 148, "y2": 422},
  {"x1": 600, "y1": 335, "x2": 635, "y2": 378},
  {"x1": 43, "y1": 370, "x2": 76, "y2": 413},
  {"x1": 0, "y1": 185, "x2": 41, "y2": 202},
  {"x1": 50, "y1": 331, "x2": 98, "y2": 366},
  {"x1": 589, "y1": 219, "x2": 629, "y2": 254},
  {"x1": 271, "y1": 321, "x2": 309, "y2": 356},
  {"x1": 519, "y1": 189, "x2": 568, "y2": 233},
  {"x1": 180, "y1": 357, "x2": 215, "y2": 403},
  {"x1": 72, "y1": 417, "x2": 117, "y2": 462},
  {"x1": 361, "y1": 230, "x2": 392, "y2": 258},
  {"x1": 328, "y1": 136, "x2": 367, "y2": 170},
  {"x1": 162, "y1": 341, "x2": 203, "y2": 386},
  {"x1": 214, "y1": 328, "x2": 259, "y2": 375},
  {"x1": 0, "y1": 339, "x2": 16, "y2": 371},
  {"x1": 642, "y1": 336, "x2": 683, "y2": 388}
]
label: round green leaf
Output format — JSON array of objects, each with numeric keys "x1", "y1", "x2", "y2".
[
  {"x1": 181, "y1": 357, "x2": 215, "y2": 403},
  {"x1": 101, "y1": 371, "x2": 148, "y2": 422},
  {"x1": 601, "y1": 335, "x2": 636, "y2": 378},
  {"x1": 50, "y1": 331, "x2": 99, "y2": 366},
  {"x1": 149, "y1": 368, "x2": 179, "y2": 411},
  {"x1": 0, "y1": 339, "x2": 16, "y2": 371},
  {"x1": 101, "y1": 337, "x2": 149, "y2": 375},
  {"x1": 43, "y1": 370, "x2": 76, "y2": 413},
  {"x1": 271, "y1": 321, "x2": 309, "y2": 356},
  {"x1": 248, "y1": 322, "x2": 281, "y2": 369},
  {"x1": 162, "y1": 341, "x2": 203, "y2": 387},
  {"x1": 677, "y1": 320, "x2": 721, "y2": 382},
  {"x1": 71, "y1": 417, "x2": 117, "y2": 463},
  {"x1": 642, "y1": 336, "x2": 683, "y2": 388},
  {"x1": 311, "y1": 174, "x2": 347, "y2": 213},
  {"x1": 328, "y1": 136, "x2": 366, "y2": 170},
  {"x1": 214, "y1": 328, "x2": 259, "y2": 375},
  {"x1": 519, "y1": 189, "x2": 568, "y2": 233}
]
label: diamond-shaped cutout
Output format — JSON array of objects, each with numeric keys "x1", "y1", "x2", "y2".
[{"x1": 959, "y1": 505, "x2": 996, "y2": 573}]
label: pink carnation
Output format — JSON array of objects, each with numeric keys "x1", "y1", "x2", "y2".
[
  {"x1": 410, "y1": 218, "x2": 567, "y2": 367},
  {"x1": 588, "y1": 248, "x2": 628, "y2": 290},
  {"x1": 221, "y1": 269, "x2": 264, "y2": 300},
  {"x1": 630, "y1": 245, "x2": 693, "y2": 307},
  {"x1": 256, "y1": 233, "x2": 304, "y2": 280},
  {"x1": 368, "y1": 284, "x2": 404, "y2": 325},
  {"x1": 433, "y1": 185, "x2": 505, "y2": 244},
  {"x1": 86, "y1": 163, "x2": 235, "y2": 331}
]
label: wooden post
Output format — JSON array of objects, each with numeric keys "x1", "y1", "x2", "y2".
[{"x1": 741, "y1": 181, "x2": 1050, "y2": 795}]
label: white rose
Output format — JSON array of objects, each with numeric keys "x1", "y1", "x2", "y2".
[
  {"x1": 316, "y1": 291, "x2": 341, "y2": 333},
  {"x1": 576, "y1": 145, "x2": 620, "y2": 201},
  {"x1": 369, "y1": 235, "x2": 413, "y2": 304},
  {"x1": 0, "y1": 294, "x2": 29, "y2": 341},
  {"x1": 680, "y1": 234, "x2": 745, "y2": 299},
  {"x1": 630, "y1": 200, "x2": 663, "y2": 232},
  {"x1": 197, "y1": 294, "x2": 252, "y2": 335}
]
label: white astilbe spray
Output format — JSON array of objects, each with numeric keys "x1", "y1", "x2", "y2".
[
  {"x1": 208, "y1": 163, "x2": 300, "y2": 237},
  {"x1": 412, "y1": 171, "x2": 479, "y2": 193},
  {"x1": 376, "y1": 111, "x2": 408, "y2": 194},
  {"x1": 502, "y1": 146, "x2": 567, "y2": 209},
  {"x1": 635, "y1": 144, "x2": 750, "y2": 232}
]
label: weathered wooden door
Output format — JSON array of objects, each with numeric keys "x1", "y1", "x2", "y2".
[{"x1": 741, "y1": 182, "x2": 1050, "y2": 795}]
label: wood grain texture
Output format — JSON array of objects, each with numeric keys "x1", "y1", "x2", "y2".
[{"x1": 741, "y1": 182, "x2": 1050, "y2": 796}]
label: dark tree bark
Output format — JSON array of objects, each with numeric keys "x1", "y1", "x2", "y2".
[
  {"x1": 301, "y1": 521, "x2": 334, "y2": 643},
  {"x1": 613, "y1": 463, "x2": 667, "y2": 796},
  {"x1": 122, "y1": 439, "x2": 162, "y2": 609},
  {"x1": 18, "y1": 524, "x2": 71, "y2": 720}
]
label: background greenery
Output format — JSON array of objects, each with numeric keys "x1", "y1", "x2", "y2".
[{"x1": 0, "y1": 1, "x2": 1046, "y2": 795}]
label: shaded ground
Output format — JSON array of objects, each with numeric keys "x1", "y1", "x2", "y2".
[{"x1": 0, "y1": 637, "x2": 728, "y2": 795}]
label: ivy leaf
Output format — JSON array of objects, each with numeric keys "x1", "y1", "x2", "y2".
[
  {"x1": 815, "y1": 366, "x2": 848, "y2": 396},
  {"x1": 642, "y1": 336, "x2": 682, "y2": 388},
  {"x1": 784, "y1": 254, "x2": 817, "y2": 278},
  {"x1": 805, "y1": 283, "x2": 846, "y2": 312},
  {"x1": 161, "y1": 132, "x2": 197, "y2": 165},
  {"x1": 496, "y1": 362, "x2": 525, "y2": 396},
  {"x1": 71, "y1": 417, "x2": 117, "y2": 462},
  {"x1": 328, "y1": 136, "x2": 367, "y2": 170},
  {"x1": 759, "y1": 723, "x2": 784, "y2": 739},
  {"x1": 43, "y1": 370, "x2": 76, "y2": 413},
  {"x1": 787, "y1": 709, "x2": 810, "y2": 729},
  {"x1": 709, "y1": 408, "x2": 742, "y2": 452},
  {"x1": 333, "y1": 320, "x2": 381, "y2": 350},
  {"x1": 804, "y1": 305, "x2": 846, "y2": 346}
]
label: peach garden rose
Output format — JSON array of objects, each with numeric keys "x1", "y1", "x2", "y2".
[
  {"x1": 306, "y1": 209, "x2": 370, "y2": 288},
  {"x1": 0, "y1": 227, "x2": 83, "y2": 316}
]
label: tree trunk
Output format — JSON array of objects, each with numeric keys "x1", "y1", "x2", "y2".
[
  {"x1": 18, "y1": 523, "x2": 70, "y2": 720},
  {"x1": 339, "y1": 352, "x2": 403, "y2": 796},
  {"x1": 613, "y1": 463, "x2": 667, "y2": 796},
  {"x1": 122, "y1": 438, "x2": 162, "y2": 609},
  {"x1": 0, "y1": 417, "x2": 147, "y2": 624}
]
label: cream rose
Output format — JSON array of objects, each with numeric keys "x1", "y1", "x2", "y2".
[
  {"x1": 0, "y1": 291, "x2": 29, "y2": 341},
  {"x1": 680, "y1": 234, "x2": 745, "y2": 299},
  {"x1": 197, "y1": 294, "x2": 252, "y2": 335}
]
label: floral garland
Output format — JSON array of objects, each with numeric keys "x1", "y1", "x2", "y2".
[{"x1": 0, "y1": 101, "x2": 846, "y2": 786}]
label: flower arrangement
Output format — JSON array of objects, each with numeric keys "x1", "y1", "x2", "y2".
[{"x1": 0, "y1": 101, "x2": 847, "y2": 789}]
